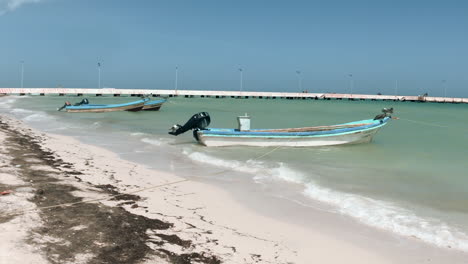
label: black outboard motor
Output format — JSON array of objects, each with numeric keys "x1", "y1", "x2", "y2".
[
  {"x1": 74, "y1": 98, "x2": 89, "y2": 106},
  {"x1": 169, "y1": 112, "x2": 211, "y2": 136},
  {"x1": 58, "y1": 98, "x2": 89, "y2": 111},
  {"x1": 374, "y1": 108, "x2": 394, "y2": 120}
]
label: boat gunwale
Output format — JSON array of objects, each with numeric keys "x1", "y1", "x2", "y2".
[
  {"x1": 144, "y1": 99, "x2": 166, "y2": 106},
  {"x1": 198, "y1": 118, "x2": 390, "y2": 138}
]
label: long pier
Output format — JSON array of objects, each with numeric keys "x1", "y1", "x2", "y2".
[{"x1": 0, "y1": 88, "x2": 467, "y2": 104}]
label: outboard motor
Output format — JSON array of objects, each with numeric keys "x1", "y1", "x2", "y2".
[
  {"x1": 74, "y1": 98, "x2": 89, "y2": 106},
  {"x1": 169, "y1": 112, "x2": 211, "y2": 136},
  {"x1": 374, "y1": 107, "x2": 394, "y2": 120}
]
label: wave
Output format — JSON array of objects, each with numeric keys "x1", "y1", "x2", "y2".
[
  {"x1": 140, "y1": 136, "x2": 178, "y2": 146},
  {"x1": 0, "y1": 98, "x2": 19, "y2": 108},
  {"x1": 183, "y1": 150, "x2": 266, "y2": 175},
  {"x1": 10, "y1": 108, "x2": 35, "y2": 114},
  {"x1": 141, "y1": 138, "x2": 162, "y2": 146},
  {"x1": 183, "y1": 150, "x2": 468, "y2": 252},
  {"x1": 9, "y1": 108, "x2": 82, "y2": 132},
  {"x1": 303, "y1": 183, "x2": 468, "y2": 251},
  {"x1": 8, "y1": 108, "x2": 55, "y2": 124},
  {"x1": 22, "y1": 113, "x2": 54, "y2": 122}
]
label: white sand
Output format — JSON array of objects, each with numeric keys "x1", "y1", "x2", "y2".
[{"x1": 1, "y1": 114, "x2": 468, "y2": 263}]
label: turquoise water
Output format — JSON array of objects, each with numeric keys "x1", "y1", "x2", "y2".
[{"x1": 1, "y1": 95, "x2": 468, "y2": 250}]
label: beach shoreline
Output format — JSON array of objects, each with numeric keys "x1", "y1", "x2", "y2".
[{"x1": 1, "y1": 113, "x2": 467, "y2": 263}]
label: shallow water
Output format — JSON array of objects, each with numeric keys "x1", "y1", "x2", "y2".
[{"x1": 1, "y1": 95, "x2": 468, "y2": 251}]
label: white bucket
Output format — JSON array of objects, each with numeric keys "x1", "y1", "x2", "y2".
[{"x1": 237, "y1": 114, "x2": 250, "y2": 131}]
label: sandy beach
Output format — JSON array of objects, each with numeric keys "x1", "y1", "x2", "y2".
[{"x1": 1, "y1": 113, "x2": 467, "y2": 264}]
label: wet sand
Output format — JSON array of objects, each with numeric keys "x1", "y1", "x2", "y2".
[{"x1": 1, "y1": 114, "x2": 467, "y2": 263}]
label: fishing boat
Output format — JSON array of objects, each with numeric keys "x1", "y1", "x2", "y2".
[
  {"x1": 140, "y1": 98, "x2": 167, "y2": 111},
  {"x1": 168, "y1": 109, "x2": 396, "y2": 147},
  {"x1": 57, "y1": 98, "x2": 149, "y2": 113}
]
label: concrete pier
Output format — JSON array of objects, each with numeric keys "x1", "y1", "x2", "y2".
[{"x1": 0, "y1": 88, "x2": 467, "y2": 104}]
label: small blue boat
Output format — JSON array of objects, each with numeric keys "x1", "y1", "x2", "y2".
[
  {"x1": 169, "y1": 109, "x2": 396, "y2": 147},
  {"x1": 58, "y1": 98, "x2": 149, "y2": 113}
]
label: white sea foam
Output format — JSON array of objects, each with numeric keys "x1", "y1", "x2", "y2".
[
  {"x1": 9, "y1": 108, "x2": 54, "y2": 123},
  {"x1": 141, "y1": 137, "x2": 163, "y2": 146},
  {"x1": 131, "y1": 132, "x2": 145, "y2": 137},
  {"x1": 0, "y1": 98, "x2": 18, "y2": 108},
  {"x1": 184, "y1": 150, "x2": 306, "y2": 183},
  {"x1": 183, "y1": 150, "x2": 264, "y2": 175},
  {"x1": 9, "y1": 108, "x2": 71, "y2": 132},
  {"x1": 183, "y1": 150, "x2": 468, "y2": 252},
  {"x1": 10, "y1": 108, "x2": 34, "y2": 114},
  {"x1": 259, "y1": 162, "x2": 305, "y2": 184},
  {"x1": 44, "y1": 126, "x2": 75, "y2": 131},
  {"x1": 23, "y1": 113, "x2": 54, "y2": 122},
  {"x1": 303, "y1": 183, "x2": 468, "y2": 251}
]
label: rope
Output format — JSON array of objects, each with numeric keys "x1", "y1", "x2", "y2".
[
  {"x1": 398, "y1": 118, "x2": 450, "y2": 128},
  {"x1": 4, "y1": 179, "x2": 188, "y2": 218},
  {"x1": 250, "y1": 144, "x2": 286, "y2": 160}
]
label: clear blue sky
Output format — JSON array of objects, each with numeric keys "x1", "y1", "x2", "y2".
[{"x1": 1, "y1": 0, "x2": 467, "y2": 96}]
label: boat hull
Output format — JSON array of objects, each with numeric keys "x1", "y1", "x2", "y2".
[
  {"x1": 195, "y1": 118, "x2": 389, "y2": 147},
  {"x1": 142, "y1": 105, "x2": 162, "y2": 111},
  {"x1": 66, "y1": 103, "x2": 145, "y2": 113},
  {"x1": 141, "y1": 99, "x2": 166, "y2": 111},
  {"x1": 64, "y1": 99, "x2": 148, "y2": 113}
]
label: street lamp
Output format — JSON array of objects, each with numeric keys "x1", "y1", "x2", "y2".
[
  {"x1": 296, "y1": 70, "x2": 302, "y2": 92},
  {"x1": 20, "y1": 60, "x2": 24, "y2": 88},
  {"x1": 348, "y1": 74, "x2": 354, "y2": 94},
  {"x1": 175, "y1": 66, "x2": 179, "y2": 94},
  {"x1": 395, "y1": 80, "x2": 398, "y2": 95},
  {"x1": 97, "y1": 62, "x2": 102, "y2": 88},
  {"x1": 442, "y1": 80, "x2": 447, "y2": 97},
  {"x1": 239, "y1": 68, "x2": 243, "y2": 92}
]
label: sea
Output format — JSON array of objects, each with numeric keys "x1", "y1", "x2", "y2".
[{"x1": 1, "y1": 95, "x2": 468, "y2": 251}]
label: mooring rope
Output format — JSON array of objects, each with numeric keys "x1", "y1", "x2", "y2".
[
  {"x1": 398, "y1": 117, "x2": 450, "y2": 128},
  {"x1": 3, "y1": 179, "x2": 190, "y2": 218}
]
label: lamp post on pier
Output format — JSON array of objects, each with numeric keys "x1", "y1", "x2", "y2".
[
  {"x1": 442, "y1": 80, "x2": 447, "y2": 97},
  {"x1": 239, "y1": 68, "x2": 243, "y2": 92},
  {"x1": 20, "y1": 60, "x2": 24, "y2": 88},
  {"x1": 395, "y1": 80, "x2": 399, "y2": 95},
  {"x1": 348, "y1": 74, "x2": 354, "y2": 94},
  {"x1": 97, "y1": 62, "x2": 101, "y2": 89},
  {"x1": 296, "y1": 70, "x2": 302, "y2": 92},
  {"x1": 175, "y1": 66, "x2": 179, "y2": 95}
]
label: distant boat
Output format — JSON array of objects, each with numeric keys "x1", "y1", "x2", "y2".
[
  {"x1": 58, "y1": 98, "x2": 149, "y2": 113},
  {"x1": 169, "y1": 109, "x2": 395, "y2": 147},
  {"x1": 140, "y1": 98, "x2": 167, "y2": 111}
]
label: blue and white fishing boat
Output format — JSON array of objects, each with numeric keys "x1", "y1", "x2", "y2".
[
  {"x1": 141, "y1": 98, "x2": 167, "y2": 111},
  {"x1": 169, "y1": 109, "x2": 395, "y2": 147},
  {"x1": 58, "y1": 98, "x2": 149, "y2": 113}
]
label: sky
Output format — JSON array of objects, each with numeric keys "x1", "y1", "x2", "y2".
[{"x1": 1, "y1": 0, "x2": 468, "y2": 97}]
